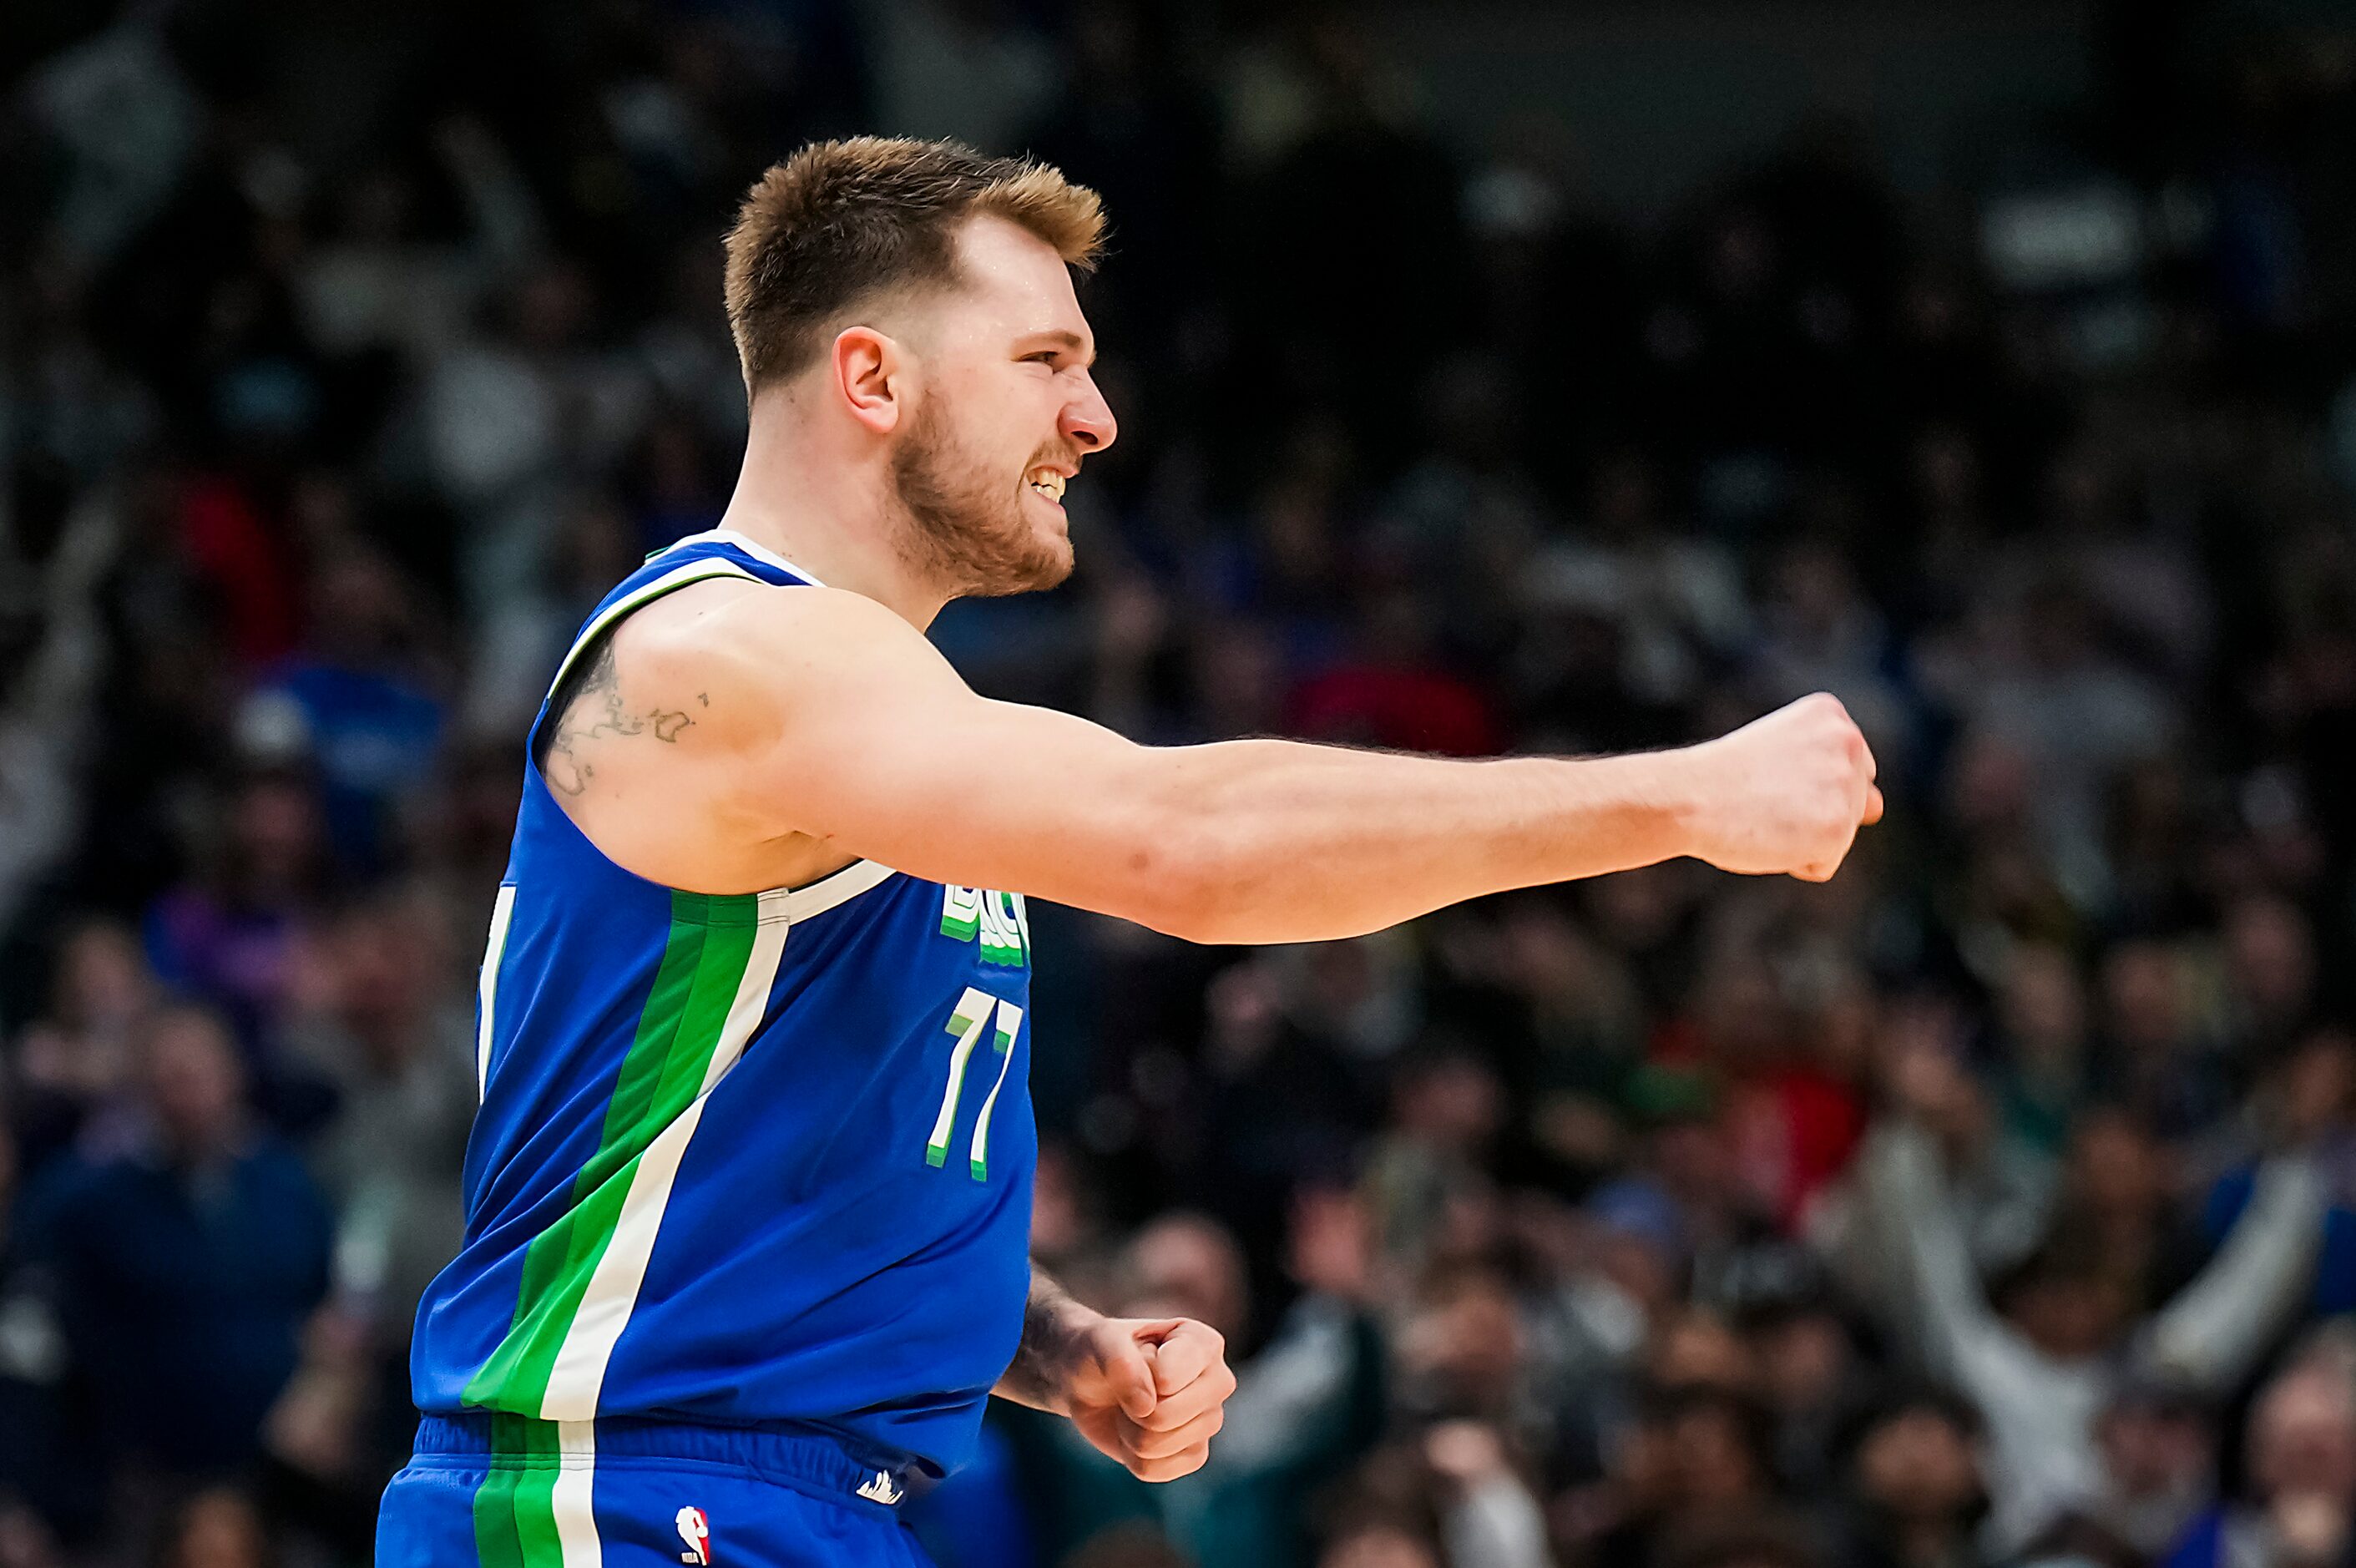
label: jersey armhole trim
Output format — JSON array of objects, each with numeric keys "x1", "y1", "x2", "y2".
[
  {"x1": 475, "y1": 882, "x2": 519, "y2": 1101},
  {"x1": 781, "y1": 857, "x2": 894, "y2": 923},
  {"x1": 539, "y1": 559, "x2": 768, "y2": 706},
  {"x1": 523, "y1": 555, "x2": 901, "y2": 927},
  {"x1": 659, "y1": 529, "x2": 826, "y2": 584},
  {"x1": 524, "y1": 558, "x2": 767, "y2": 777}
]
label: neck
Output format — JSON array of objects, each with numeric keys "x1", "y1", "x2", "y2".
[{"x1": 718, "y1": 391, "x2": 950, "y2": 629}]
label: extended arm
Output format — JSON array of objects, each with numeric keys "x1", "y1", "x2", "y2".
[
  {"x1": 1859, "y1": 1120, "x2": 2016, "y2": 1395},
  {"x1": 558, "y1": 581, "x2": 1882, "y2": 942},
  {"x1": 2141, "y1": 1152, "x2": 2324, "y2": 1390}
]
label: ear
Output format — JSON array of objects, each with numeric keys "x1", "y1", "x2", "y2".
[{"x1": 830, "y1": 326, "x2": 905, "y2": 436}]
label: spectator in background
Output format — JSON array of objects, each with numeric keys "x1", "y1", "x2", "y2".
[
  {"x1": 242, "y1": 549, "x2": 444, "y2": 873},
  {"x1": 1322, "y1": 1520, "x2": 1445, "y2": 1568},
  {"x1": 1652, "y1": 1510, "x2": 1819, "y2": 1568},
  {"x1": 2094, "y1": 942, "x2": 2232, "y2": 1147},
  {"x1": 1750, "y1": 539, "x2": 1910, "y2": 777},
  {"x1": 0, "y1": 491, "x2": 122, "y2": 939},
  {"x1": 2217, "y1": 896, "x2": 2323, "y2": 1066},
  {"x1": 15, "y1": 1005, "x2": 332, "y2": 1486},
  {"x1": 1367, "y1": 1044, "x2": 1509, "y2": 1283},
  {"x1": 155, "y1": 1485, "x2": 275, "y2": 1568},
  {"x1": 2043, "y1": 1107, "x2": 2204, "y2": 1316},
  {"x1": 1855, "y1": 1038, "x2": 2329, "y2": 1552},
  {"x1": 1739, "y1": 1288, "x2": 1876, "y2": 1500},
  {"x1": 1958, "y1": 583, "x2": 2178, "y2": 911},
  {"x1": 1513, "y1": 451, "x2": 1750, "y2": 750},
  {"x1": 280, "y1": 883, "x2": 473, "y2": 1333},
  {"x1": 1561, "y1": 1382, "x2": 1779, "y2": 1568},
  {"x1": 1986, "y1": 943, "x2": 2095, "y2": 1160},
  {"x1": 1177, "y1": 1183, "x2": 1390, "y2": 1557},
  {"x1": 8, "y1": 917, "x2": 153, "y2": 1169},
  {"x1": 2164, "y1": 1328, "x2": 2356, "y2": 1568},
  {"x1": 2205, "y1": 1032, "x2": 2356, "y2": 1318},
  {"x1": 141, "y1": 773, "x2": 328, "y2": 1050},
  {"x1": 1835, "y1": 1387, "x2": 1990, "y2": 1568},
  {"x1": 2075, "y1": 1378, "x2": 2219, "y2": 1565},
  {"x1": 1422, "y1": 1419, "x2": 1556, "y2": 1568}
]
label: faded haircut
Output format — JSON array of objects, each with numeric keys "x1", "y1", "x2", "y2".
[{"x1": 721, "y1": 136, "x2": 1105, "y2": 393}]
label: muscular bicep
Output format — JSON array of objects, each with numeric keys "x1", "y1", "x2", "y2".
[
  {"x1": 774, "y1": 679, "x2": 1181, "y2": 904},
  {"x1": 635, "y1": 584, "x2": 1194, "y2": 924}
]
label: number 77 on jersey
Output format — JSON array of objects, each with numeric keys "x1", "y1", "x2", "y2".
[{"x1": 925, "y1": 985, "x2": 1024, "y2": 1180}]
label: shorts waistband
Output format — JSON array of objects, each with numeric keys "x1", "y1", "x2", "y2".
[{"x1": 412, "y1": 1413, "x2": 930, "y2": 1510}]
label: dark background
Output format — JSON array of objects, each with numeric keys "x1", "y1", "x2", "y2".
[{"x1": 3, "y1": 3, "x2": 2356, "y2": 1568}]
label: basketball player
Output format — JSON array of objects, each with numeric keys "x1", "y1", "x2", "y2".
[{"x1": 377, "y1": 137, "x2": 1881, "y2": 1568}]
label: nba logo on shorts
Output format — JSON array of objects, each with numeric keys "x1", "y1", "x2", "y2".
[{"x1": 675, "y1": 1505, "x2": 712, "y2": 1565}]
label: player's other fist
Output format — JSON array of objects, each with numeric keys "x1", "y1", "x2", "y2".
[
  {"x1": 1060, "y1": 1316, "x2": 1235, "y2": 1482},
  {"x1": 1681, "y1": 693, "x2": 1883, "y2": 882}
]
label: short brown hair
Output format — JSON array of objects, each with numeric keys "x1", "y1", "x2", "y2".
[{"x1": 721, "y1": 136, "x2": 1105, "y2": 392}]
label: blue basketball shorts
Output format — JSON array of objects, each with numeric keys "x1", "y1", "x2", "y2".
[{"x1": 377, "y1": 1414, "x2": 936, "y2": 1568}]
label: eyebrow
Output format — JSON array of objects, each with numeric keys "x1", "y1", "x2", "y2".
[{"x1": 1026, "y1": 330, "x2": 1095, "y2": 367}]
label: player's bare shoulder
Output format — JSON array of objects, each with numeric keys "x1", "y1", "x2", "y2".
[
  {"x1": 537, "y1": 577, "x2": 758, "y2": 802},
  {"x1": 534, "y1": 579, "x2": 953, "y2": 891}
]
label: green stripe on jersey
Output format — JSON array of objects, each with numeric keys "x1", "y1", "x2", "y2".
[
  {"x1": 471, "y1": 1415, "x2": 567, "y2": 1568},
  {"x1": 471, "y1": 1414, "x2": 533, "y2": 1568},
  {"x1": 463, "y1": 890, "x2": 761, "y2": 1416}
]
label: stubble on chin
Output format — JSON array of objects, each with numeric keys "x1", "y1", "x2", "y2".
[{"x1": 889, "y1": 404, "x2": 1075, "y2": 598}]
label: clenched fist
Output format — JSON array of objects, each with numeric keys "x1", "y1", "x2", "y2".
[
  {"x1": 998, "y1": 1275, "x2": 1236, "y2": 1481},
  {"x1": 1680, "y1": 693, "x2": 1883, "y2": 882},
  {"x1": 1056, "y1": 1317, "x2": 1235, "y2": 1482}
]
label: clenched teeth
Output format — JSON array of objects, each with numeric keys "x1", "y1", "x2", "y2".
[{"x1": 1026, "y1": 468, "x2": 1066, "y2": 502}]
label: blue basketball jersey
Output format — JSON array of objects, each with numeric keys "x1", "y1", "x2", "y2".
[{"x1": 409, "y1": 529, "x2": 1039, "y2": 1481}]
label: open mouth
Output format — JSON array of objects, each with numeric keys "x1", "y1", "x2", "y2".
[{"x1": 1025, "y1": 466, "x2": 1067, "y2": 504}]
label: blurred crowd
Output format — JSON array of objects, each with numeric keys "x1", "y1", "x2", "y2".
[{"x1": 5, "y1": 3, "x2": 2356, "y2": 1568}]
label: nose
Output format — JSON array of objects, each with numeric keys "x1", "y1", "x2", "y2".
[{"x1": 1060, "y1": 372, "x2": 1118, "y2": 455}]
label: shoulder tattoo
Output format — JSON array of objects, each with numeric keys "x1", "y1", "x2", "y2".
[{"x1": 535, "y1": 635, "x2": 701, "y2": 797}]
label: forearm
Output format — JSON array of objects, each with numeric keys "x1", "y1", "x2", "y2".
[
  {"x1": 1865, "y1": 1123, "x2": 2004, "y2": 1384},
  {"x1": 1064, "y1": 690, "x2": 1874, "y2": 943},
  {"x1": 786, "y1": 701, "x2": 1711, "y2": 945},
  {"x1": 2145, "y1": 1152, "x2": 2324, "y2": 1388},
  {"x1": 993, "y1": 1266, "x2": 1097, "y2": 1414},
  {"x1": 1129, "y1": 740, "x2": 1700, "y2": 945}
]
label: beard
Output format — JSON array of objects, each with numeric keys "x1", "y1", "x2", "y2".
[{"x1": 889, "y1": 395, "x2": 1074, "y2": 597}]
